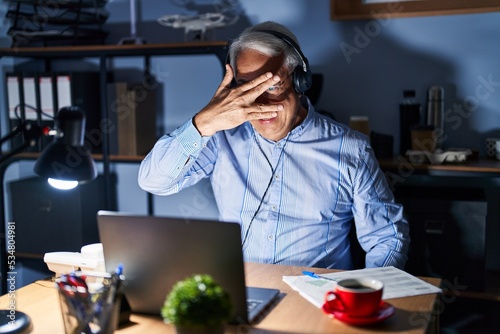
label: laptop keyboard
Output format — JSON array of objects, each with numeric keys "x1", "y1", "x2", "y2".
[{"x1": 247, "y1": 299, "x2": 263, "y2": 312}]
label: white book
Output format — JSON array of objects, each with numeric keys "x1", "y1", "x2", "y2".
[
  {"x1": 7, "y1": 76, "x2": 20, "y2": 120},
  {"x1": 39, "y1": 76, "x2": 54, "y2": 120},
  {"x1": 22, "y1": 76, "x2": 37, "y2": 120},
  {"x1": 56, "y1": 75, "x2": 72, "y2": 110}
]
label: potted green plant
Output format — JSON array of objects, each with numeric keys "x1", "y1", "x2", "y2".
[{"x1": 161, "y1": 274, "x2": 233, "y2": 334}]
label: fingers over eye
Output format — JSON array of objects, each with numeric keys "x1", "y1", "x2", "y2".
[{"x1": 240, "y1": 72, "x2": 280, "y2": 93}]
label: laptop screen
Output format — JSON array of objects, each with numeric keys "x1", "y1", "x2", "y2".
[{"x1": 97, "y1": 211, "x2": 250, "y2": 323}]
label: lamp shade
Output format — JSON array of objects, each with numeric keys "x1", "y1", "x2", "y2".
[{"x1": 34, "y1": 106, "x2": 97, "y2": 183}]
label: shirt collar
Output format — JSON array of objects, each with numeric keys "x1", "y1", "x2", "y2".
[{"x1": 288, "y1": 95, "x2": 314, "y2": 138}]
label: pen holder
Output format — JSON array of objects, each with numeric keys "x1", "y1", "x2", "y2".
[{"x1": 56, "y1": 271, "x2": 124, "y2": 334}]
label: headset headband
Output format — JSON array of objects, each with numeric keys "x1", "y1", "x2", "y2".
[{"x1": 257, "y1": 29, "x2": 309, "y2": 73}]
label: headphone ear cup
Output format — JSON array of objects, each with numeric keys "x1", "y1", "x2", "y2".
[{"x1": 292, "y1": 65, "x2": 312, "y2": 94}]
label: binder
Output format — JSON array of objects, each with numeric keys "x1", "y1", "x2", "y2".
[
  {"x1": 7, "y1": 72, "x2": 55, "y2": 121},
  {"x1": 4, "y1": 71, "x2": 103, "y2": 152},
  {"x1": 56, "y1": 75, "x2": 72, "y2": 110},
  {"x1": 5, "y1": 73, "x2": 47, "y2": 151},
  {"x1": 22, "y1": 76, "x2": 37, "y2": 120},
  {"x1": 39, "y1": 76, "x2": 54, "y2": 120},
  {"x1": 6, "y1": 75, "x2": 20, "y2": 120}
]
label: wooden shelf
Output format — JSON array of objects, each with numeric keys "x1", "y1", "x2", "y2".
[
  {"x1": 378, "y1": 156, "x2": 500, "y2": 177},
  {"x1": 0, "y1": 41, "x2": 229, "y2": 61}
]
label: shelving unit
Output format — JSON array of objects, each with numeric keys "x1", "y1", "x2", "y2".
[
  {"x1": 0, "y1": 41, "x2": 229, "y2": 293},
  {"x1": 0, "y1": 40, "x2": 228, "y2": 204}
]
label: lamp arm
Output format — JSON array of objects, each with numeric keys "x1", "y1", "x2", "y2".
[
  {"x1": 0, "y1": 141, "x2": 31, "y2": 164},
  {"x1": 0, "y1": 123, "x2": 24, "y2": 145},
  {"x1": 0, "y1": 121, "x2": 46, "y2": 164}
]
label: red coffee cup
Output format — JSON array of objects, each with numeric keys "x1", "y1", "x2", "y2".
[{"x1": 324, "y1": 278, "x2": 384, "y2": 318}]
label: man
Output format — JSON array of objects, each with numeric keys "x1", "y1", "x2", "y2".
[{"x1": 138, "y1": 21, "x2": 409, "y2": 270}]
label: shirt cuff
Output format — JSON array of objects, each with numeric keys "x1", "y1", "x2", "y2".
[{"x1": 173, "y1": 118, "x2": 210, "y2": 156}]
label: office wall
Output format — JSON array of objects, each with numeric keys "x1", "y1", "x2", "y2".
[
  {"x1": 102, "y1": 0, "x2": 500, "y2": 218},
  {"x1": 99, "y1": 0, "x2": 500, "y2": 153},
  {"x1": 1, "y1": 1, "x2": 499, "y2": 151}
]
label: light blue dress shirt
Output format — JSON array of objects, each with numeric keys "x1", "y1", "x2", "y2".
[{"x1": 138, "y1": 99, "x2": 409, "y2": 270}]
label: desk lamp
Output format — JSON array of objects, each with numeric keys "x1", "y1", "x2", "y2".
[{"x1": 34, "y1": 106, "x2": 97, "y2": 190}]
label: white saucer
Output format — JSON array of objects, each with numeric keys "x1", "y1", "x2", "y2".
[{"x1": 322, "y1": 301, "x2": 395, "y2": 325}]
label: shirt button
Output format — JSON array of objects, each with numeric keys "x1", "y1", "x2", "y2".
[
  {"x1": 267, "y1": 235, "x2": 274, "y2": 241},
  {"x1": 274, "y1": 174, "x2": 279, "y2": 180},
  {"x1": 271, "y1": 205, "x2": 277, "y2": 211},
  {"x1": 193, "y1": 143, "x2": 198, "y2": 147}
]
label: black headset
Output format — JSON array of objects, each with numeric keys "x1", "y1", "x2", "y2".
[{"x1": 227, "y1": 29, "x2": 312, "y2": 94}]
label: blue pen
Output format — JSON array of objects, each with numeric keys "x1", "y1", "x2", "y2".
[
  {"x1": 107, "y1": 263, "x2": 124, "y2": 304},
  {"x1": 302, "y1": 271, "x2": 338, "y2": 283}
]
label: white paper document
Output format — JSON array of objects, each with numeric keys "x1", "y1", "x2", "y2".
[{"x1": 283, "y1": 266, "x2": 442, "y2": 308}]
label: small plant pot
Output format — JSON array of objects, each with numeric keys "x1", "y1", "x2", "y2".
[{"x1": 162, "y1": 274, "x2": 232, "y2": 334}]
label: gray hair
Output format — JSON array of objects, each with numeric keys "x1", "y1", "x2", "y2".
[{"x1": 228, "y1": 21, "x2": 302, "y2": 75}]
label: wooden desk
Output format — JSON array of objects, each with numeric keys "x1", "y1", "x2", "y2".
[{"x1": 0, "y1": 263, "x2": 441, "y2": 334}]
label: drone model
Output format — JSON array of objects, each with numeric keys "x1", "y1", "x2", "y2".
[{"x1": 157, "y1": 12, "x2": 237, "y2": 40}]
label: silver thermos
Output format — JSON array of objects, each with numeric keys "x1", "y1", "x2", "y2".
[{"x1": 426, "y1": 86, "x2": 444, "y2": 146}]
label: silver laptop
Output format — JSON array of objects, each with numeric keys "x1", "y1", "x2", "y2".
[{"x1": 97, "y1": 211, "x2": 279, "y2": 324}]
